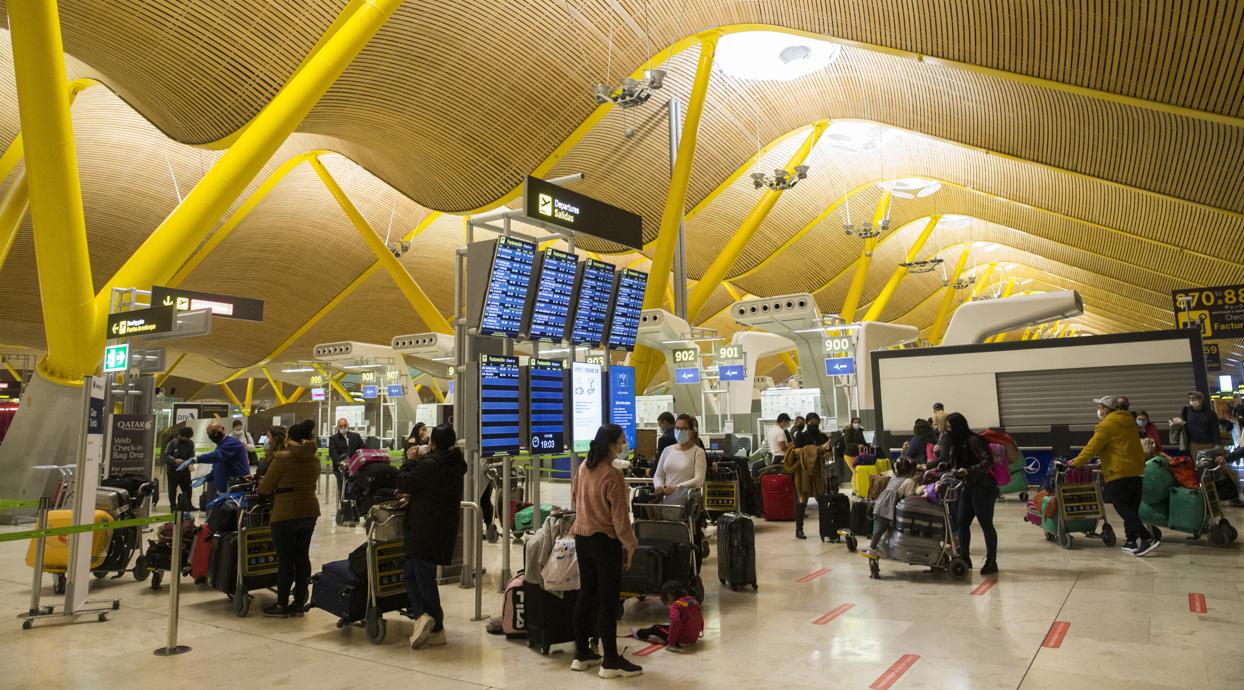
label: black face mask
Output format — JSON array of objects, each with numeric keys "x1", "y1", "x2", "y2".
[{"x1": 208, "y1": 430, "x2": 225, "y2": 443}]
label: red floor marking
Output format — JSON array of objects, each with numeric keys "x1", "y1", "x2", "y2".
[
  {"x1": 869, "y1": 654, "x2": 920, "y2": 690},
  {"x1": 797, "y1": 567, "x2": 831, "y2": 583},
  {"x1": 970, "y1": 579, "x2": 996, "y2": 596},
  {"x1": 1189, "y1": 593, "x2": 1207, "y2": 614},
  {"x1": 812, "y1": 603, "x2": 854, "y2": 625},
  {"x1": 1042, "y1": 621, "x2": 1070, "y2": 648},
  {"x1": 634, "y1": 642, "x2": 666, "y2": 657}
]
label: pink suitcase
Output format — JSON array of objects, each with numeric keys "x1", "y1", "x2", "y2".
[{"x1": 344, "y1": 449, "x2": 391, "y2": 476}]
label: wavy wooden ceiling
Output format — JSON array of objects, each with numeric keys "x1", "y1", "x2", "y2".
[{"x1": 1, "y1": 2, "x2": 1242, "y2": 386}]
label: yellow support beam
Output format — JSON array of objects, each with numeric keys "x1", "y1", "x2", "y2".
[
  {"x1": 0, "y1": 173, "x2": 29, "y2": 273},
  {"x1": 3, "y1": 359, "x2": 23, "y2": 383},
  {"x1": 262, "y1": 367, "x2": 287, "y2": 405},
  {"x1": 839, "y1": 192, "x2": 893, "y2": 323},
  {"x1": 686, "y1": 120, "x2": 828, "y2": 322},
  {"x1": 778, "y1": 351, "x2": 799, "y2": 375},
  {"x1": 861, "y1": 214, "x2": 941, "y2": 322},
  {"x1": 95, "y1": 0, "x2": 405, "y2": 331},
  {"x1": 287, "y1": 386, "x2": 306, "y2": 404},
  {"x1": 309, "y1": 157, "x2": 452, "y2": 334},
  {"x1": 219, "y1": 383, "x2": 244, "y2": 410},
  {"x1": 930, "y1": 250, "x2": 972, "y2": 345},
  {"x1": 243, "y1": 377, "x2": 255, "y2": 416},
  {"x1": 9, "y1": 2, "x2": 97, "y2": 382},
  {"x1": 316, "y1": 364, "x2": 354, "y2": 402},
  {"x1": 970, "y1": 262, "x2": 998, "y2": 300},
  {"x1": 155, "y1": 352, "x2": 187, "y2": 388}
]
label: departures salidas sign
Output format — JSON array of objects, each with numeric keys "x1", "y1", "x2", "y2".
[{"x1": 524, "y1": 176, "x2": 643, "y2": 249}]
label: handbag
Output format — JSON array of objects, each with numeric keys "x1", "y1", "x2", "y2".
[{"x1": 540, "y1": 537, "x2": 580, "y2": 592}]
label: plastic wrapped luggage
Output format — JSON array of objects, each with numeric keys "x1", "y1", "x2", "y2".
[
  {"x1": 1141, "y1": 457, "x2": 1174, "y2": 504},
  {"x1": 95, "y1": 486, "x2": 129, "y2": 516},
  {"x1": 850, "y1": 499, "x2": 873, "y2": 537},
  {"x1": 26, "y1": 509, "x2": 112, "y2": 570},
  {"x1": 761, "y1": 473, "x2": 796, "y2": 521},
  {"x1": 884, "y1": 498, "x2": 943, "y2": 564},
  {"x1": 524, "y1": 582, "x2": 579, "y2": 655},
  {"x1": 515, "y1": 504, "x2": 556, "y2": 532},
  {"x1": 344, "y1": 449, "x2": 392, "y2": 476},
  {"x1": 820, "y1": 492, "x2": 850, "y2": 542},
  {"x1": 1138, "y1": 501, "x2": 1169, "y2": 527},
  {"x1": 1167, "y1": 486, "x2": 1206, "y2": 533},
  {"x1": 716, "y1": 513, "x2": 757, "y2": 591}
]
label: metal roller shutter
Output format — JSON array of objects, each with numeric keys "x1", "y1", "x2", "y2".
[{"x1": 997, "y1": 363, "x2": 1195, "y2": 428}]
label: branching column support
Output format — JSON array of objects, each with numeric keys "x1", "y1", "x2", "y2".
[{"x1": 839, "y1": 192, "x2": 893, "y2": 323}]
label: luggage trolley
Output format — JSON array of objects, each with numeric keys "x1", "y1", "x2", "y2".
[
  {"x1": 703, "y1": 466, "x2": 741, "y2": 517},
  {"x1": 230, "y1": 498, "x2": 280, "y2": 617},
  {"x1": 846, "y1": 476, "x2": 971, "y2": 581},
  {"x1": 92, "y1": 477, "x2": 155, "y2": 583},
  {"x1": 1044, "y1": 462, "x2": 1116, "y2": 549},
  {"x1": 619, "y1": 487, "x2": 707, "y2": 615},
  {"x1": 1148, "y1": 457, "x2": 1238, "y2": 547},
  {"x1": 358, "y1": 499, "x2": 410, "y2": 644}
]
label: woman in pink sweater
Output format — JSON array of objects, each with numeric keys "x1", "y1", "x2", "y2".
[{"x1": 570, "y1": 424, "x2": 642, "y2": 679}]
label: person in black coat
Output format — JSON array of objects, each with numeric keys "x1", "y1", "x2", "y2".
[
  {"x1": 396, "y1": 424, "x2": 466, "y2": 649},
  {"x1": 161, "y1": 425, "x2": 196, "y2": 510},
  {"x1": 328, "y1": 418, "x2": 364, "y2": 496}
]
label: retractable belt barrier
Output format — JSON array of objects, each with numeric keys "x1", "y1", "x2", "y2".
[{"x1": 0, "y1": 513, "x2": 174, "y2": 543}]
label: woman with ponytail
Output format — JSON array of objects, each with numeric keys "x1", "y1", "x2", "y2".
[{"x1": 569, "y1": 424, "x2": 642, "y2": 679}]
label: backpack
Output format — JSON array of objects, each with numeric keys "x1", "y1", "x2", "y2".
[
  {"x1": 501, "y1": 572, "x2": 527, "y2": 637},
  {"x1": 540, "y1": 537, "x2": 580, "y2": 592},
  {"x1": 987, "y1": 443, "x2": 1012, "y2": 486}
]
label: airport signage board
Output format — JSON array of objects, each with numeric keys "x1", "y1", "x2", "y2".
[
  {"x1": 311, "y1": 388, "x2": 326, "y2": 401},
  {"x1": 1172, "y1": 284, "x2": 1244, "y2": 338},
  {"x1": 719, "y1": 364, "x2": 746, "y2": 381},
  {"x1": 1204, "y1": 344, "x2": 1221, "y2": 372},
  {"x1": 608, "y1": 365, "x2": 636, "y2": 447},
  {"x1": 674, "y1": 367, "x2": 701, "y2": 384},
  {"x1": 106, "y1": 305, "x2": 175, "y2": 339},
  {"x1": 386, "y1": 384, "x2": 404, "y2": 398},
  {"x1": 824, "y1": 357, "x2": 857, "y2": 376},
  {"x1": 151, "y1": 286, "x2": 264, "y2": 322},
  {"x1": 524, "y1": 176, "x2": 643, "y2": 249},
  {"x1": 571, "y1": 362, "x2": 602, "y2": 453},
  {"x1": 362, "y1": 385, "x2": 378, "y2": 400},
  {"x1": 103, "y1": 343, "x2": 130, "y2": 373},
  {"x1": 107, "y1": 414, "x2": 156, "y2": 478}
]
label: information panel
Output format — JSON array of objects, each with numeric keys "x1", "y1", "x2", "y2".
[
  {"x1": 1172, "y1": 284, "x2": 1244, "y2": 339},
  {"x1": 605, "y1": 268, "x2": 647, "y2": 351},
  {"x1": 570, "y1": 259, "x2": 615, "y2": 347},
  {"x1": 526, "y1": 247, "x2": 579, "y2": 342},
  {"x1": 608, "y1": 365, "x2": 637, "y2": 446},
  {"x1": 479, "y1": 237, "x2": 536, "y2": 337},
  {"x1": 571, "y1": 362, "x2": 602, "y2": 452},
  {"x1": 480, "y1": 354, "x2": 521, "y2": 457},
  {"x1": 528, "y1": 359, "x2": 566, "y2": 453}
]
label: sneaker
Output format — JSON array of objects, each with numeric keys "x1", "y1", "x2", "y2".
[
  {"x1": 570, "y1": 651, "x2": 603, "y2": 671},
  {"x1": 1134, "y1": 540, "x2": 1161, "y2": 557},
  {"x1": 980, "y1": 560, "x2": 998, "y2": 575},
  {"x1": 1120, "y1": 541, "x2": 1138, "y2": 554},
  {"x1": 599, "y1": 656, "x2": 643, "y2": 679},
  {"x1": 486, "y1": 523, "x2": 498, "y2": 544},
  {"x1": 425, "y1": 629, "x2": 447, "y2": 647},
  {"x1": 409, "y1": 614, "x2": 435, "y2": 649},
  {"x1": 262, "y1": 603, "x2": 289, "y2": 618},
  {"x1": 666, "y1": 644, "x2": 692, "y2": 654},
  {"x1": 859, "y1": 547, "x2": 880, "y2": 559}
]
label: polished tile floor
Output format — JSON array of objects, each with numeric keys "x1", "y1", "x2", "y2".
[{"x1": 1, "y1": 481, "x2": 1242, "y2": 690}]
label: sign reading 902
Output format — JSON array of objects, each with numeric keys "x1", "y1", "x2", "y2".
[{"x1": 673, "y1": 348, "x2": 699, "y2": 364}]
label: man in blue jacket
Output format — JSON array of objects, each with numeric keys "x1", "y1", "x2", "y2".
[{"x1": 186, "y1": 421, "x2": 251, "y2": 495}]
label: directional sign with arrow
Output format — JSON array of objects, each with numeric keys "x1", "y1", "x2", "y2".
[
  {"x1": 674, "y1": 367, "x2": 701, "y2": 384},
  {"x1": 151, "y1": 286, "x2": 264, "y2": 322},
  {"x1": 106, "y1": 305, "x2": 176, "y2": 339},
  {"x1": 824, "y1": 357, "x2": 856, "y2": 376}
]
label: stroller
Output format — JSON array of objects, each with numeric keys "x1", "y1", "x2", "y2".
[
  {"x1": 619, "y1": 488, "x2": 707, "y2": 614},
  {"x1": 92, "y1": 475, "x2": 155, "y2": 582},
  {"x1": 844, "y1": 475, "x2": 970, "y2": 581}
]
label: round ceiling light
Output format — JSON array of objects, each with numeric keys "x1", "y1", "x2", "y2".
[
  {"x1": 825, "y1": 120, "x2": 883, "y2": 152},
  {"x1": 716, "y1": 31, "x2": 842, "y2": 82},
  {"x1": 878, "y1": 177, "x2": 942, "y2": 199}
]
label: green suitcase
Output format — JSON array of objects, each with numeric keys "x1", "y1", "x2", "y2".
[
  {"x1": 1167, "y1": 487, "x2": 1206, "y2": 534},
  {"x1": 1139, "y1": 500, "x2": 1169, "y2": 528},
  {"x1": 514, "y1": 504, "x2": 556, "y2": 532},
  {"x1": 1141, "y1": 457, "x2": 1173, "y2": 505}
]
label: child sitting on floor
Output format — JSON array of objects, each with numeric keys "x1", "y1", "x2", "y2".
[
  {"x1": 862, "y1": 457, "x2": 919, "y2": 557},
  {"x1": 631, "y1": 580, "x2": 703, "y2": 652}
]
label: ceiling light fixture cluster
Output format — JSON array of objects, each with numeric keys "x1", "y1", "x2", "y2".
[
  {"x1": 751, "y1": 165, "x2": 810, "y2": 190},
  {"x1": 951, "y1": 276, "x2": 976, "y2": 290},
  {"x1": 899, "y1": 257, "x2": 944, "y2": 274},
  {"x1": 593, "y1": 69, "x2": 667, "y2": 109}
]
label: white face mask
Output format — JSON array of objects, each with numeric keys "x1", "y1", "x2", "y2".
[
  {"x1": 616, "y1": 443, "x2": 630, "y2": 459},
  {"x1": 1097, "y1": 408, "x2": 1108, "y2": 420},
  {"x1": 338, "y1": 427, "x2": 348, "y2": 435},
  {"x1": 1189, "y1": 400, "x2": 1202, "y2": 409}
]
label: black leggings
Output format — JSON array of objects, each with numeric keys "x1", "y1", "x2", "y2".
[
  {"x1": 271, "y1": 516, "x2": 316, "y2": 608},
  {"x1": 956, "y1": 481, "x2": 998, "y2": 561},
  {"x1": 574, "y1": 533, "x2": 623, "y2": 661},
  {"x1": 165, "y1": 466, "x2": 192, "y2": 510}
]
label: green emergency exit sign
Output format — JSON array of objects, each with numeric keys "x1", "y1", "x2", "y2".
[{"x1": 103, "y1": 343, "x2": 129, "y2": 373}]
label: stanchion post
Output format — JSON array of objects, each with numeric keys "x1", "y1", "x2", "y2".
[
  {"x1": 154, "y1": 514, "x2": 191, "y2": 656},
  {"x1": 27, "y1": 497, "x2": 49, "y2": 617},
  {"x1": 499, "y1": 455, "x2": 512, "y2": 591},
  {"x1": 459, "y1": 501, "x2": 484, "y2": 621}
]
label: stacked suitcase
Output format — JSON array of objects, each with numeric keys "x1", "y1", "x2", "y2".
[{"x1": 716, "y1": 513, "x2": 757, "y2": 591}]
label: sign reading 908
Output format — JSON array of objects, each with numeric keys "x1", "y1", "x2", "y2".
[{"x1": 1172, "y1": 284, "x2": 1244, "y2": 338}]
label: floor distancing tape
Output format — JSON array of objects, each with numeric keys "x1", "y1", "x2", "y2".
[
  {"x1": 1043, "y1": 621, "x2": 1070, "y2": 648},
  {"x1": 813, "y1": 603, "x2": 854, "y2": 625},
  {"x1": 797, "y1": 567, "x2": 831, "y2": 583},
  {"x1": 1189, "y1": 593, "x2": 1207, "y2": 614},
  {"x1": 870, "y1": 654, "x2": 920, "y2": 690},
  {"x1": 634, "y1": 642, "x2": 666, "y2": 657},
  {"x1": 970, "y1": 579, "x2": 996, "y2": 596}
]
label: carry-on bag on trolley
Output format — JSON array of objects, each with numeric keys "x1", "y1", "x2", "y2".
[
  {"x1": 820, "y1": 491, "x2": 850, "y2": 542},
  {"x1": 524, "y1": 583, "x2": 580, "y2": 655},
  {"x1": 189, "y1": 523, "x2": 213, "y2": 582},
  {"x1": 761, "y1": 473, "x2": 796, "y2": 521},
  {"x1": 501, "y1": 573, "x2": 528, "y2": 637},
  {"x1": 26, "y1": 509, "x2": 114, "y2": 593},
  {"x1": 715, "y1": 512, "x2": 757, "y2": 591},
  {"x1": 849, "y1": 499, "x2": 873, "y2": 538},
  {"x1": 344, "y1": 448, "x2": 392, "y2": 476}
]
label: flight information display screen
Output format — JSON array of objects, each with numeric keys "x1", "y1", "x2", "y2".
[
  {"x1": 527, "y1": 359, "x2": 566, "y2": 453},
  {"x1": 570, "y1": 258, "x2": 615, "y2": 347},
  {"x1": 605, "y1": 268, "x2": 647, "y2": 351},
  {"x1": 571, "y1": 362, "x2": 602, "y2": 453},
  {"x1": 526, "y1": 248, "x2": 578, "y2": 342},
  {"x1": 479, "y1": 237, "x2": 536, "y2": 337},
  {"x1": 479, "y1": 354, "x2": 521, "y2": 457}
]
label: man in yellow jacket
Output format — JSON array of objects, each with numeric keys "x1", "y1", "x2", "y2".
[{"x1": 1071, "y1": 395, "x2": 1159, "y2": 556}]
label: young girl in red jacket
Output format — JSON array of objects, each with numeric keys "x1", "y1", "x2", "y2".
[{"x1": 631, "y1": 580, "x2": 704, "y2": 652}]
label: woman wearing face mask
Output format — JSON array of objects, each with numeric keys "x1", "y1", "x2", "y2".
[
  {"x1": 936, "y1": 412, "x2": 998, "y2": 574},
  {"x1": 842, "y1": 416, "x2": 867, "y2": 469},
  {"x1": 1180, "y1": 391, "x2": 1220, "y2": 457},
  {"x1": 653, "y1": 414, "x2": 707, "y2": 497},
  {"x1": 789, "y1": 412, "x2": 831, "y2": 540},
  {"x1": 1134, "y1": 410, "x2": 1161, "y2": 449},
  {"x1": 232, "y1": 419, "x2": 258, "y2": 466},
  {"x1": 569, "y1": 424, "x2": 642, "y2": 678}
]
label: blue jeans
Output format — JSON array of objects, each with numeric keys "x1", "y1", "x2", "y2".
[
  {"x1": 271, "y1": 516, "x2": 316, "y2": 607},
  {"x1": 404, "y1": 557, "x2": 443, "y2": 630}
]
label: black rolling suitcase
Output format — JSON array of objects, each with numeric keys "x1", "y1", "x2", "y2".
[
  {"x1": 310, "y1": 560, "x2": 367, "y2": 621},
  {"x1": 208, "y1": 531, "x2": 238, "y2": 594},
  {"x1": 819, "y1": 492, "x2": 851, "y2": 542},
  {"x1": 620, "y1": 543, "x2": 667, "y2": 594},
  {"x1": 850, "y1": 499, "x2": 873, "y2": 537},
  {"x1": 524, "y1": 582, "x2": 579, "y2": 655},
  {"x1": 716, "y1": 513, "x2": 757, "y2": 591}
]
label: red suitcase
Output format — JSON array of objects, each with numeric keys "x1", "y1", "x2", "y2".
[
  {"x1": 189, "y1": 524, "x2": 213, "y2": 583},
  {"x1": 761, "y1": 473, "x2": 797, "y2": 521}
]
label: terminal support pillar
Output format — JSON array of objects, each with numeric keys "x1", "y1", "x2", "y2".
[
  {"x1": 309, "y1": 157, "x2": 452, "y2": 334},
  {"x1": 95, "y1": 0, "x2": 406, "y2": 333},
  {"x1": 686, "y1": 120, "x2": 828, "y2": 323},
  {"x1": 9, "y1": 1, "x2": 96, "y2": 382},
  {"x1": 839, "y1": 192, "x2": 893, "y2": 323},
  {"x1": 155, "y1": 353, "x2": 187, "y2": 388},
  {"x1": 929, "y1": 249, "x2": 971, "y2": 345},
  {"x1": 862, "y1": 214, "x2": 941, "y2": 322},
  {"x1": 0, "y1": 172, "x2": 29, "y2": 272},
  {"x1": 634, "y1": 31, "x2": 719, "y2": 389},
  {"x1": 243, "y1": 378, "x2": 255, "y2": 416},
  {"x1": 970, "y1": 262, "x2": 998, "y2": 300},
  {"x1": 219, "y1": 383, "x2": 245, "y2": 410},
  {"x1": 287, "y1": 387, "x2": 306, "y2": 403},
  {"x1": 262, "y1": 367, "x2": 287, "y2": 405},
  {"x1": 315, "y1": 365, "x2": 354, "y2": 402}
]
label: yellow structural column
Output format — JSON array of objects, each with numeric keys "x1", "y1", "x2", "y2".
[
  {"x1": 96, "y1": 0, "x2": 405, "y2": 327},
  {"x1": 930, "y1": 250, "x2": 972, "y2": 345},
  {"x1": 287, "y1": 387, "x2": 307, "y2": 404},
  {"x1": 970, "y1": 262, "x2": 998, "y2": 300},
  {"x1": 3, "y1": 359, "x2": 23, "y2": 383},
  {"x1": 686, "y1": 120, "x2": 828, "y2": 322},
  {"x1": 315, "y1": 364, "x2": 354, "y2": 402},
  {"x1": 8, "y1": 1, "x2": 97, "y2": 382},
  {"x1": 308, "y1": 157, "x2": 452, "y2": 333},
  {"x1": 243, "y1": 377, "x2": 255, "y2": 416},
  {"x1": 862, "y1": 215, "x2": 941, "y2": 322},
  {"x1": 0, "y1": 173, "x2": 29, "y2": 272},
  {"x1": 154, "y1": 352, "x2": 187, "y2": 388},
  {"x1": 261, "y1": 367, "x2": 287, "y2": 405},
  {"x1": 839, "y1": 192, "x2": 893, "y2": 323},
  {"x1": 219, "y1": 383, "x2": 245, "y2": 410}
]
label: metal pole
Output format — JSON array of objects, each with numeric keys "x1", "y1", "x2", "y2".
[
  {"x1": 499, "y1": 454, "x2": 512, "y2": 591},
  {"x1": 669, "y1": 99, "x2": 688, "y2": 320},
  {"x1": 459, "y1": 501, "x2": 484, "y2": 621},
  {"x1": 154, "y1": 515, "x2": 190, "y2": 656},
  {"x1": 27, "y1": 497, "x2": 49, "y2": 617}
]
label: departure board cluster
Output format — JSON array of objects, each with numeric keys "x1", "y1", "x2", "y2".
[
  {"x1": 570, "y1": 258, "x2": 616, "y2": 347},
  {"x1": 478, "y1": 237, "x2": 536, "y2": 337},
  {"x1": 526, "y1": 248, "x2": 578, "y2": 342},
  {"x1": 606, "y1": 268, "x2": 647, "y2": 351},
  {"x1": 479, "y1": 354, "x2": 521, "y2": 457}
]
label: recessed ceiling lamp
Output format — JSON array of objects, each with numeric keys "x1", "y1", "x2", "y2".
[
  {"x1": 878, "y1": 178, "x2": 942, "y2": 199},
  {"x1": 716, "y1": 31, "x2": 842, "y2": 81},
  {"x1": 826, "y1": 121, "x2": 882, "y2": 153}
]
